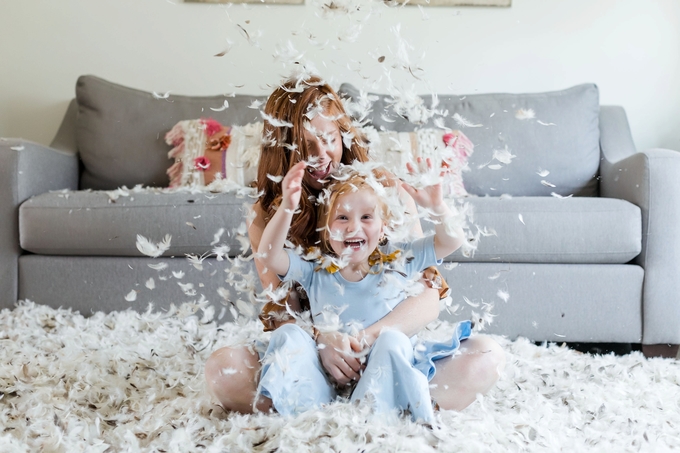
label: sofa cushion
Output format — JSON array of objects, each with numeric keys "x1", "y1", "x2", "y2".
[
  {"x1": 438, "y1": 196, "x2": 641, "y2": 263},
  {"x1": 19, "y1": 191, "x2": 254, "y2": 257},
  {"x1": 20, "y1": 192, "x2": 640, "y2": 264},
  {"x1": 75, "y1": 75, "x2": 267, "y2": 190},
  {"x1": 340, "y1": 83, "x2": 601, "y2": 198}
]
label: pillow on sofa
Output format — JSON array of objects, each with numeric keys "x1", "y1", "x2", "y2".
[
  {"x1": 165, "y1": 118, "x2": 262, "y2": 188},
  {"x1": 340, "y1": 83, "x2": 601, "y2": 197},
  {"x1": 162, "y1": 122, "x2": 472, "y2": 196},
  {"x1": 75, "y1": 75, "x2": 267, "y2": 190},
  {"x1": 363, "y1": 127, "x2": 473, "y2": 198}
]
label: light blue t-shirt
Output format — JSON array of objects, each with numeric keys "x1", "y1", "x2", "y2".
[{"x1": 281, "y1": 235, "x2": 441, "y2": 332}]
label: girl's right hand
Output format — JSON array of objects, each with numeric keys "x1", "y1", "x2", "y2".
[
  {"x1": 316, "y1": 331, "x2": 362, "y2": 386},
  {"x1": 280, "y1": 161, "x2": 307, "y2": 211}
]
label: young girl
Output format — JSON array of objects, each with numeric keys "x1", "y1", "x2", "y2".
[{"x1": 256, "y1": 160, "x2": 472, "y2": 422}]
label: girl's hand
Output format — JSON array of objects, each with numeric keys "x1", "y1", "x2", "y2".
[
  {"x1": 401, "y1": 157, "x2": 447, "y2": 214},
  {"x1": 316, "y1": 331, "x2": 363, "y2": 386},
  {"x1": 281, "y1": 161, "x2": 307, "y2": 211}
]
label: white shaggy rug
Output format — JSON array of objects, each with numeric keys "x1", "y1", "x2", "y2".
[{"x1": 1, "y1": 301, "x2": 679, "y2": 452}]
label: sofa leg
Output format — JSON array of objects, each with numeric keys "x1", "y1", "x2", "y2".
[{"x1": 642, "y1": 344, "x2": 680, "y2": 359}]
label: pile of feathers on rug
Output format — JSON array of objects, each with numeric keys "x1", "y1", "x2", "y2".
[{"x1": 1, "y1": 300, "x2": 679, "y2": 452}]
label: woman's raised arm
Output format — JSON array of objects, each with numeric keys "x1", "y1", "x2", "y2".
[{"x1": 358, "y1": 183, "x2": 440, "y2": 346}]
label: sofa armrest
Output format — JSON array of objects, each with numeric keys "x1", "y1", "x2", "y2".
[
  {"x1": 601, "y1": 147, "x2": 680, "y2": 344},
  {"x1": 599, "y1": 105, "x2": 638, "y2": 166},
  {"x1": 0, "y1": 139, "x2": 79, "y2": 309}
]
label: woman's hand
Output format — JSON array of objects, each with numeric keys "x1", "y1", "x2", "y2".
[
  {"x1": 401, "y1": 157, "x2": 447, "y2": 214},
  {"x1": 280, "y1": 161, "x2": 307, "y2": 211},
  {"x1": 316, "y1": 331, "x2": 363, "y2": 386}
]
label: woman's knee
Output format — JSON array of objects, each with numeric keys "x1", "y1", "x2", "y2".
[
  {"x1": 460, "y1": 335, "x2": 506, "y2": 381},
  {"x1": 205, "y1": 346, "x2": 260, "y2": 411}
]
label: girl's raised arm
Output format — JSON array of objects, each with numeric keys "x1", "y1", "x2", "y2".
[{"x1": 257, "y1": 161, "x2": 307, "y2": 277}]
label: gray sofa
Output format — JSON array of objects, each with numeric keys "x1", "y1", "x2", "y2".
[{"x1": 2, "y1": 75, "x2": 679, "y2": 355}]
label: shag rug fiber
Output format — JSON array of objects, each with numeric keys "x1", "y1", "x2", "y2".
[{"x1": 1, "y1": 301, "x2": 679, "y2": 453}]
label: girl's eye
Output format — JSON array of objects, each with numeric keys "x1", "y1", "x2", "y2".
[
  {"x1": 362, "y1": 215, "x2": 372, "y2": 220},
  {"x1": 337, "y1": 215, "x2": 347, "y2": 221}
]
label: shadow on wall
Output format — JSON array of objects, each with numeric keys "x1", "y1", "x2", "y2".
[{"x1": 2, "y1": 98, "x2": 70, "y2": 145}]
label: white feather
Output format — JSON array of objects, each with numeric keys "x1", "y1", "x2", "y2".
[
  {"x1": 260, "y1": 111, "x2": 294, "y2": 128},
  {"x1": 210, "y1": 100, "x2": 229, "y2": 112},
  {"x1": 452, "y1": 113, "x2": 483, "y2": 128},
  {"x1": 136, "y1": 234, "x2": 171, "y2": 258},
  {"x1": 152, "y1": 91, "x2": 171, "y2": 99},
  {"x1": 515, "y1": 108, "x2": 535, "y2": 120}
]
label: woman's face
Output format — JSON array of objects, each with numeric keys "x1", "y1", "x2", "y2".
[{"x1": 302, "y1": 114, "x2": 344, "y2": 191}]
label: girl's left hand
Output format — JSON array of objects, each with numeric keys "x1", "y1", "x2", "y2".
[
  {"x1": 401, "y1": 157, "x2": 446, "y2": 213},
  {"x1": 280, "y1": 161, "x2": 307, "y2": 211}
]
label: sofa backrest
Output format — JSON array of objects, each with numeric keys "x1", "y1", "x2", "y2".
[
  {"x1": 75, "y1": 75, "x2": 268, "y2": 190},
  {"x1": 72, "y1": 75, "x2": 602, "y2": 197},
  {"x1": 339, "y1": 83, "x2": 601, "y2": 197}
]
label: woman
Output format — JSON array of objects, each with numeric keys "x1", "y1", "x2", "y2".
[{"x1": 205, "y1": 75, "x2": 505, "y2": 414}]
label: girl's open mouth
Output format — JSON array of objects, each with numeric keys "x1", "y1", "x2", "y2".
[{"x1": 344, "y1": 239, "x2": 366, "y2": 251}]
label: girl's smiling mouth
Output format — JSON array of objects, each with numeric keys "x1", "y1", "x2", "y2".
[{"x1": 343, "y1": 238, "x2": 366, "y2": 251}]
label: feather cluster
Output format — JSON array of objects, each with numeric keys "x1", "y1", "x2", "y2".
[{"x1": 2, "y1": 302, "x2": 679, "y2": 452}]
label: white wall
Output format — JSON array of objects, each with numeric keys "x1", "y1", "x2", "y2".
[{"x1": 2, "y1": 0, "x2": 679, "y2": 152}]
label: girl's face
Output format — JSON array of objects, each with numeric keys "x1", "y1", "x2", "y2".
[
  {"x1": 328, "y1": 188, "x2": 384, "y2": 266},
  {"x1": 302, "y1": 114, "x2": 344, "y2": 191}
]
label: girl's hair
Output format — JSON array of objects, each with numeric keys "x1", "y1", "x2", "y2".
[
  {"x1": 257, "y1": 75, "x2": 370, "y2": 248},
  {"x1": 317, "y1": 167, "x2": 398, "y2": 256}
]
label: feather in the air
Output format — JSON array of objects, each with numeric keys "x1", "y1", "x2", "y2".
[
  {"x1": 515, "y1": 108, "x2": 535, "y2": 120},
  {"x1": 497, "y1": 289, "x2": 510, "y2": 302},
  {"x1": 453, "y1": 113, "x2": 483, "y2": 128},
  {"x1": 261, "y1": 111, "x2": 294, "y2": 128},
  {"x1": 178, "y1": 282, "x2": 196, "y2": 296},
  {"x1": 210, "y1": 100, "x2": 229, "y2": 112},
  {"x1": 211, "y1": 228, "x2": 225, "y2": 246},
  {"x1": 492, "y1": 146, "x2": 516, "y2": 165},
  {"x1": 147, "y1": 262, "x2": 169, "y2": 271},
  {"x1": 136, "y1": 234, "x2": 172, "y2": 258},
  {"x1": 152, "y1": 91, "x2": 171, "y2": 100}
]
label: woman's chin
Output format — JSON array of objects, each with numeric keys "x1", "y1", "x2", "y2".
[{"x1": 303, "y1": 174, "x2": 325, "y2": 190}]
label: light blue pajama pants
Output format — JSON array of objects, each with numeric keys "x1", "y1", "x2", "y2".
[{"x1": 257, "y1": 324, "x2": 434, "y2": 423}]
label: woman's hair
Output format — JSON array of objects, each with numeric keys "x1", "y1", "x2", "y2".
[
  {"x1": 257, "y1": 75, "x2": 370, "y2": 248},
  {"x1": 317, "y1": 166, "x2": 399, "y2": 256}
]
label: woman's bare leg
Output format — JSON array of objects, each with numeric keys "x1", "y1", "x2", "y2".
[
  {"x1": 204, "y1": 346, "x2": 272, "y2": 413},
  {"x1": 429, "y1": 335, "x2": 506, "y2": 411}
]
